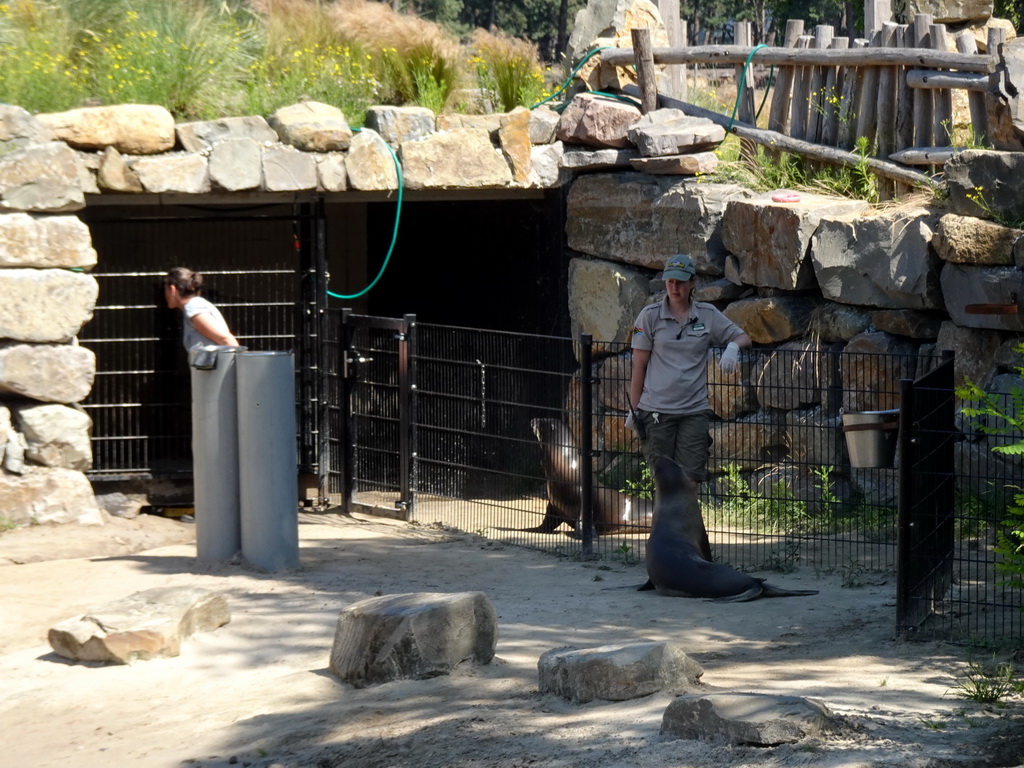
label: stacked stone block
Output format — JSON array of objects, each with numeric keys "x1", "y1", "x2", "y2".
[{"x1": 0, "y1": 106, "x2": 103, "y2": 527}]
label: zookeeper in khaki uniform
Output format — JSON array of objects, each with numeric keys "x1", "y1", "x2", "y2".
[{"x1": 629, "y1": 253, "x2": 752, "y2": 484}]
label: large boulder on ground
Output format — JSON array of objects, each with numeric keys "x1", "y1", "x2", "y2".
[
  {"x1": 661, "y1": 693, "x2": 834, "y2": 745},
  {"x1": 910, "y1": 0, "x2": 993, "y2": 22},
  {"x1": 567, "y1": 0, "x2": 668, "y2": 90},
  {"x1": 329, "y1": 592, "x2": 497, "y2": 688},
  {"x1": 48, "y1": 587, "x2": 230, "y2": 664},
  {"x1": 538, "y1": 641, "x2": 704, "y2": 704},
  {"x1": 36, "y1": 104, "x2": 175, "y2": 154}
]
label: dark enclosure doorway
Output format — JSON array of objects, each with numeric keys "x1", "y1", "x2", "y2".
[
  {"x1": 78, "y1": 192, "x2": 568, "y2": 494},
  {"x1": 354, "y1": 194, "x2": 568, "y2": 335}
]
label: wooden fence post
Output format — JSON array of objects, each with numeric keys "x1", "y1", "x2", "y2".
[
  {"x1": 806, "y1": 25, "x2": 835, "y2": 144},
  {"x1": 734, "y1": 21, "x2": 757, "y2": 162},
  {"x1": 912, "y1": 13, "x2": 935, "y2": 147},
  {"x1": 791, "y1": 34, "x2": 813, "y2": 142},
  {"x1": 931, "y1": 23, "x2": 953, "y2": 145},
  {"x1": 821, "y1": 36, "x2": 849, "y2": 147},
  {"x1": 657, "y1": 0, "x2": 685, "y2": 100},
  {"x1": 895, "y1": 24, "x2": 915, "y2": 153},
  {"x1": 767, "y1": 18, "x2": 805, "y2": 145},
  {"x1": 956, "y1": 29, "x2": 988, "y2": 145},
  {"x1": 631, "y1": 28, "x2": 658, "y2": 114}
]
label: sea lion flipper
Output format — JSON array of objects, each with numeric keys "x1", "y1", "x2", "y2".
[
  {"x1": 708, "y1": 585, "x2": 764, "y2": 603},
  {"x1": 759, "y1": 585, "x2": 820, "y2": 598}
]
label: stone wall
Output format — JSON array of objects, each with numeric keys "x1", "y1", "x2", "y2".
[
  {"x1": 565, "y1": 165, "x2": 1024, "y2": 505},
  {"x1": 0, "y1": 107, "x2": 103, "y2": 527},
  {"x1": 4, "y1": 77, "x2": 1024, "y2": 527},
  {"x1": 0, "y1": 98, "x2": 572, "y2": 528}
]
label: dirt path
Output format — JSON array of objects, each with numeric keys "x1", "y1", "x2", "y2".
[{"x1": 1, "y1": 512, "x2": 1022, "y2": 768}]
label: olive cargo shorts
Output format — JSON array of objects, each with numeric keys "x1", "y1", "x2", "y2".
[{"x1": 637, "y1": 410, "x2": 711, "y2": 483}]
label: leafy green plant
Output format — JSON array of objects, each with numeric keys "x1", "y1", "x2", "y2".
[
  {"x1": 957, "y1": 346, "x2": 1024, "y2": 593},
  {"x1": 622, "y1": 461, "x2": 653, "y2": 500},
  {"x1": 950, "y1": 659, "x2": 1021, "y2": 704}
]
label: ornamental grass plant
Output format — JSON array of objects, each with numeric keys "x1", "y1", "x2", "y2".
[
  {"x1": 469, "y1": 28, "x2": 546, "y2": 112},
  {"x1": 0, "y1": 0, "x2": 545, "y2": 125}
]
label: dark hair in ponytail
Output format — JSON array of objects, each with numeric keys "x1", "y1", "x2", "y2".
[{"x1": 163, "y1": 267, "x2": 204, "y2": 298}]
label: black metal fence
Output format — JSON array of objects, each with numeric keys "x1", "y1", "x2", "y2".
[{"x1": 331, "y1": 314, "x2": 1024, "y2": 644}]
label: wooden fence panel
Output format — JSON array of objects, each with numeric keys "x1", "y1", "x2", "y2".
[{"x1": 912, "y1": 14, "x2": 935, "y2": 147}]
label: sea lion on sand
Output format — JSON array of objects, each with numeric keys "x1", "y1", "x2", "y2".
[
  {"x1": 643, "y1": 456, "x2": 819, "y2": 602},
  {"x1": 514, "y1": 418, "x2": 652, "y2": 535}
]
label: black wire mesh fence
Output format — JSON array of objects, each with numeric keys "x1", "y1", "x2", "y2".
[{"x1": 334, "y1": 320, "x2": 1023, "y2": 644}]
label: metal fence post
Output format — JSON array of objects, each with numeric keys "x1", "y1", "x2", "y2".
[
  {"x1": 896, "y1": 375, "x2": 915, "y2": 638},
  {"x1": 579, "y1": 334, "x2": 595, "y2": 556},
  {"x1": 398, "y1": 313, "x2": 417, "y2": 516}
]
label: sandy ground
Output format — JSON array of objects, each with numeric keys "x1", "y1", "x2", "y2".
[{"x1": 1, "y1": 511, "x2": 1023, "y2": 768}]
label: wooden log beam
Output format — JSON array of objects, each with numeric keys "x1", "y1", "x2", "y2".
[
  {"x1": 889, "y1": 147, "x2": 964, "y2": 164},
  {"x1": 906, "y1": 70, "x2": 988, "y2": 90},
  {"x1": 622, "y1": 85, "x2": 941, "y2": 188},
  {"x1": 601, "y1": 44, "x2": 995, "y2": 72}
]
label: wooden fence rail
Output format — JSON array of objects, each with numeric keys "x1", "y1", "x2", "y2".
[{"x1": 605, "y1": 16, "x2": 1004, "y2": 187}]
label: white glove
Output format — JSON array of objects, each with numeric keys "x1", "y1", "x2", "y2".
[
  {"x1": 624, "y1": 410, "x2": 634, "y2": 429},
  {"x1": 718, "y1": 341, "x2": 740, "y2": 374}
]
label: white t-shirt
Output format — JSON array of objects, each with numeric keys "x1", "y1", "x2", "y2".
[{"x1": 182, "y1": 296, "x2": 228, "y2": 350}]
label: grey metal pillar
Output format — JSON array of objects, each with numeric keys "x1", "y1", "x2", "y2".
[
  {"x1": 237, "y1": 351, "x2": 299, "y2": 571},
  {"x1": 190, "y1": 347, "x2": 243, "y2": 562}
]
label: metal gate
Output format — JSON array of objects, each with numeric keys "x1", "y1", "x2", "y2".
[
  {"x1": 326, "y1": 310, "x2": 416, "y2": 519},
  {"x1": 896, "y1": 351, "x2": 956, "y2": 638},
  {"x1": 80, "y1": 202, "x2": 328, "y2": 486}
]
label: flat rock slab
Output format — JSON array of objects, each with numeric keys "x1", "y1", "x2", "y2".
[
  {"x1": 329, "y1": 591, "x2": 497, "y2": 688},
  {"x1": 538, "y1": 640, "x2": 704, "y2": 704},
  {"x1": 48, "y1": 587, "x2": 229, "y2": 664},
  {"x1": 661, "y1": 692, "x2": 834, "y2": 745}
]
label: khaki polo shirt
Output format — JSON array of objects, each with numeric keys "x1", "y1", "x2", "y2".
[{"x1": 631, "y1": 298, "x2": 744, "y2": 414}]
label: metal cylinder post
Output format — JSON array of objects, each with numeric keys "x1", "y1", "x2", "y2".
[
  {"x1": 237, "y1": 351, "x2": 300, "y2": 571},
  {"x1": 191, "y1": 347, "x2": 243, "y2": 562}
]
